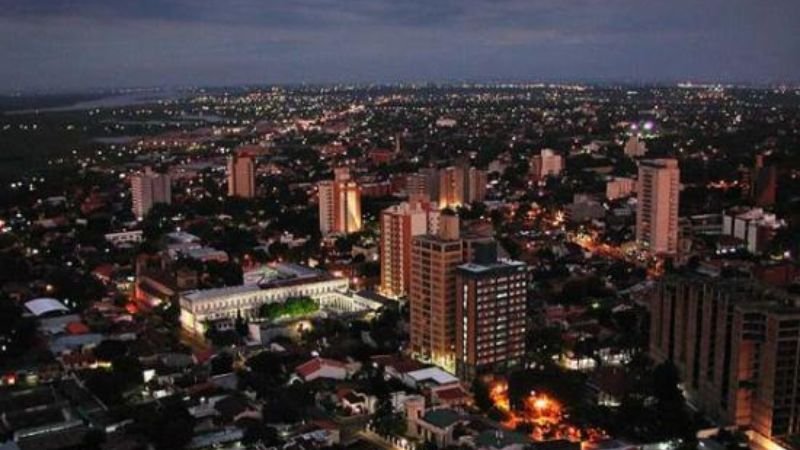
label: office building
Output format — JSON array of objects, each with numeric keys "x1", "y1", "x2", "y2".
[
  {"x1": 227, "y1": 151, "x2": 256, "y2": 198},
  {"x1": 318, "y1": 168, "x2": 362, "y2": 236},
  {"x1": 456, "y1": 244, "x2": 527, "y2": 380},
  {"x1": 409, "y1": 214, "x2": 463, "y2": 372},
  {"x1": 636, "y1": 159, "x2": 680, "y2": 254},
  {"x1": 380, "y1": 198, "x2": 440, "y2": 299},
  {"x1": 130, "y1": 168, "x2": 171, "y2": 220},
  {"x1": 650, "y1": 275, "x2": 800, "y2": 449}
]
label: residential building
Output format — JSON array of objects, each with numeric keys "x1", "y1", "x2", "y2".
[
  {"x1": 130, "y1": 167, "x2": 171, "y2": 220},
  {"x1": 438, "y1": 166, "x2": 465, "y2": 209},
  {"x1": 636, "y1": 159, "x2": 680, "y2": 254},
  {"x1": 722, "y1": 207, "x2": 785, "y2": 254},
  {"x1": 752, "y1": 153, "x2": 777, "y2": 207},
  {"x1": 455, "y1": 244, "x2": 527, "y2": 380},
  {"x1": 318, "y1": 168, "x2": 362, "y2": 236},
  {"x1": 650, "y1": 274, "x2": 800, "y2": 449},
  {"x1": 606, "y1": 177, "x2": 636, "y2": 200},
  {"x1": 409, "y1": 214, "x2": 463, "y2": 371},
  {"x1": 380, "y1": 198, "x2": 441, "y2": 299},
  {"x1": 227, "y1": 151, "x2": 256, "y2": 198},
  {"x1": 530, "y1": 149, "x2": 563, "y2": 180}
]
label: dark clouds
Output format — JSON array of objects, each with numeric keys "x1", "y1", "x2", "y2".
[{"x1": 0, "y1": 0, "x2": 798, "y2": 91}]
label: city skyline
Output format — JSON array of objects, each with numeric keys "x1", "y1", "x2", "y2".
[{"x1": 1, "y1": 0, "x2": 800, "y2": 92}]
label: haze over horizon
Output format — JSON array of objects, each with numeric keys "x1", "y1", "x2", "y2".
[{"x1": 1, "y1": 0, "x2": 799, "y2": 92}]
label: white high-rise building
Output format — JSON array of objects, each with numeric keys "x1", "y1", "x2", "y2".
[{"x1": 130, "y1": 168, "x2": 171, "y2": 220}]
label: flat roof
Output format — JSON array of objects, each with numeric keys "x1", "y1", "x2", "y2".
[
  {"x1": 406, "y1": 367, "x2": 459, "y2": 386},
  {"x1": 24, "y1": 298, "x2": 69, "y2": 317},
  {"x1": 183, "y1": 272, "x2": 342, "y2": 303},
  {"x1": 458, "y1": 259, "x2": 526, "y2": 274}
]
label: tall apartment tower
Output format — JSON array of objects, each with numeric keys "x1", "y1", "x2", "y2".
[
  {"x1": 650, "y1": 275, "x2": 800, "y2": 448},
  {"x1": 438, "y1": 166, "x2": 465, "y2": 210},
  {"x1": 409, "y1": 213, "x2": 463, "y2": 372},
  {"x1": 318, "y1": 168, "x2": 362, "y2": 236},
  {"x1": 405, "y1": 173, "x2": 431, "y2": 200},
  {"x1": 636, "y1": 159, "x2": 680, "y2": 254},
  {"x1": 379, "y1": 198, "x2": 440, "y2": 299},
  {"x1": 455, "y1": 244, "x2": 527, "y2": 381},
  {"x1": 227, "y1": 152, "x2": 256, "y2": 198},
  {"x1": 752, "y1": 153, "x2": 777, "y2": 207},
  {"x1": 530, "y1": 149, "x2": 564, "y2": 180},
  {"x1": 130, "y1": 168, "x2": 171, "y2": 220},
  {"x1": 465, "y1": 167, "x2": 488, "y2": 204}
]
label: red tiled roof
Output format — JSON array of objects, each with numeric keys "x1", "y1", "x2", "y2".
[
  {"x1": 295, "y1": 357, "x2": 346, "y2": 378},
  {"x1": 66, "y1": 321, "x2": 90, "y2": 335}
]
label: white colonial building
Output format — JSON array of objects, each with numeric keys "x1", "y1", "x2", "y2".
[{"x1": 179, "y1": 264, "x2": 349, "y2": 334}]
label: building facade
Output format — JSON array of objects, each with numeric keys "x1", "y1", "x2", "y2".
[
  {"x1": 380, "y1": 199, "x2": 440, "y2": 299},
  {"x1": 318, "y1": 168, "x2": 362, "y2": 236},
  {"x1": 530, "y1": 149, "x2": 563, "y2": 180},
  {"x1": 455, "y1": 249, "x2": 527, "y2": 381},
  {"x1": 227, "y1": 152, "x2": 256, "y2": 198},
  {"x1": 650, "y1": 275, "x2": 800, "y2": 448},
  {"x1": 409, "y1": 215, "x2": 463, "y2": 372},
  {"x1": 636, "y1": 159, "x2": 680, "y2": 254},
  {"x1": 438, "y1": 166, "x2": 466, "y2": 210},
  {"x1": 722, "y1": 207, "x2": 784, "y2": 254},
  {"x1": 130, "y1": 168, "x2": 171, "y2": 220},
  {"x1": 179, "y1": 270, "x2": 349, "y2": 334}
]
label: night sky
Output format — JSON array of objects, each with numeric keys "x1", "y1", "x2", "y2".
[{"x1": 1, "y1": 0, "x2": 798, "y2": 92}]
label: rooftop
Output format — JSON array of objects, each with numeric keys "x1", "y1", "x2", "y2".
[
  {"x1": 406, "y1": 367, "x2": 459, "y2": 386},
  {"x1": 421, "y1": 408, "x2": 462, "y2": 429}
]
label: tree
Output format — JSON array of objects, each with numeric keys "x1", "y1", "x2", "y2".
[
  {"x1": 472, "y1": 378, "x2": 493, "y2": 412},
  {"x1": 147, "y1": 402, "x2": 194, "y2": 450},
  {"x1": 372, "y1": 398, "x2": 407, "y2": 437}
]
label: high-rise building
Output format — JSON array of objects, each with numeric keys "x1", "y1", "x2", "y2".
[
  {"x1": 465, "y1": 167, "x2": 488, "y2": 204},
  {"x1": 227, "y1": 152, "x2": 256, "y2": 198},
  {"x1": 438, "y1": 166, "x2": 465, "y2": 209},
  {"x1": 721, "y1": 207, "x2": 785, "y2": 254},
  {"x1": 379, "y1": 198, "x2": 440, "y2": 299},
  {"x1": 130, "y1": 168, "x2": 171, "y2": 220},
  {"x1": 530, "y1": 149, "x2": 563, "y2": 180},
  {"x1": 650, "y1": 274, "x2": 800, "y2": 449},
  {"x1": 318, "y1": 168, "x2": 362, "y2": 236},
  {"x1": 455, "y1": 244, "x2": 527, "y2": 381},
  {"x1": 752, "y1": 153, "x2": 777, "y2": 207},
  {"x1": 409, "y1": 214, "x2": 462, "y2": 371},
  {"x1": 636, "y1": 159, "x2": 680, "y2": 254},
  {"x1": 405, "y1": 173, "x2": 431, "y2": 200}
]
